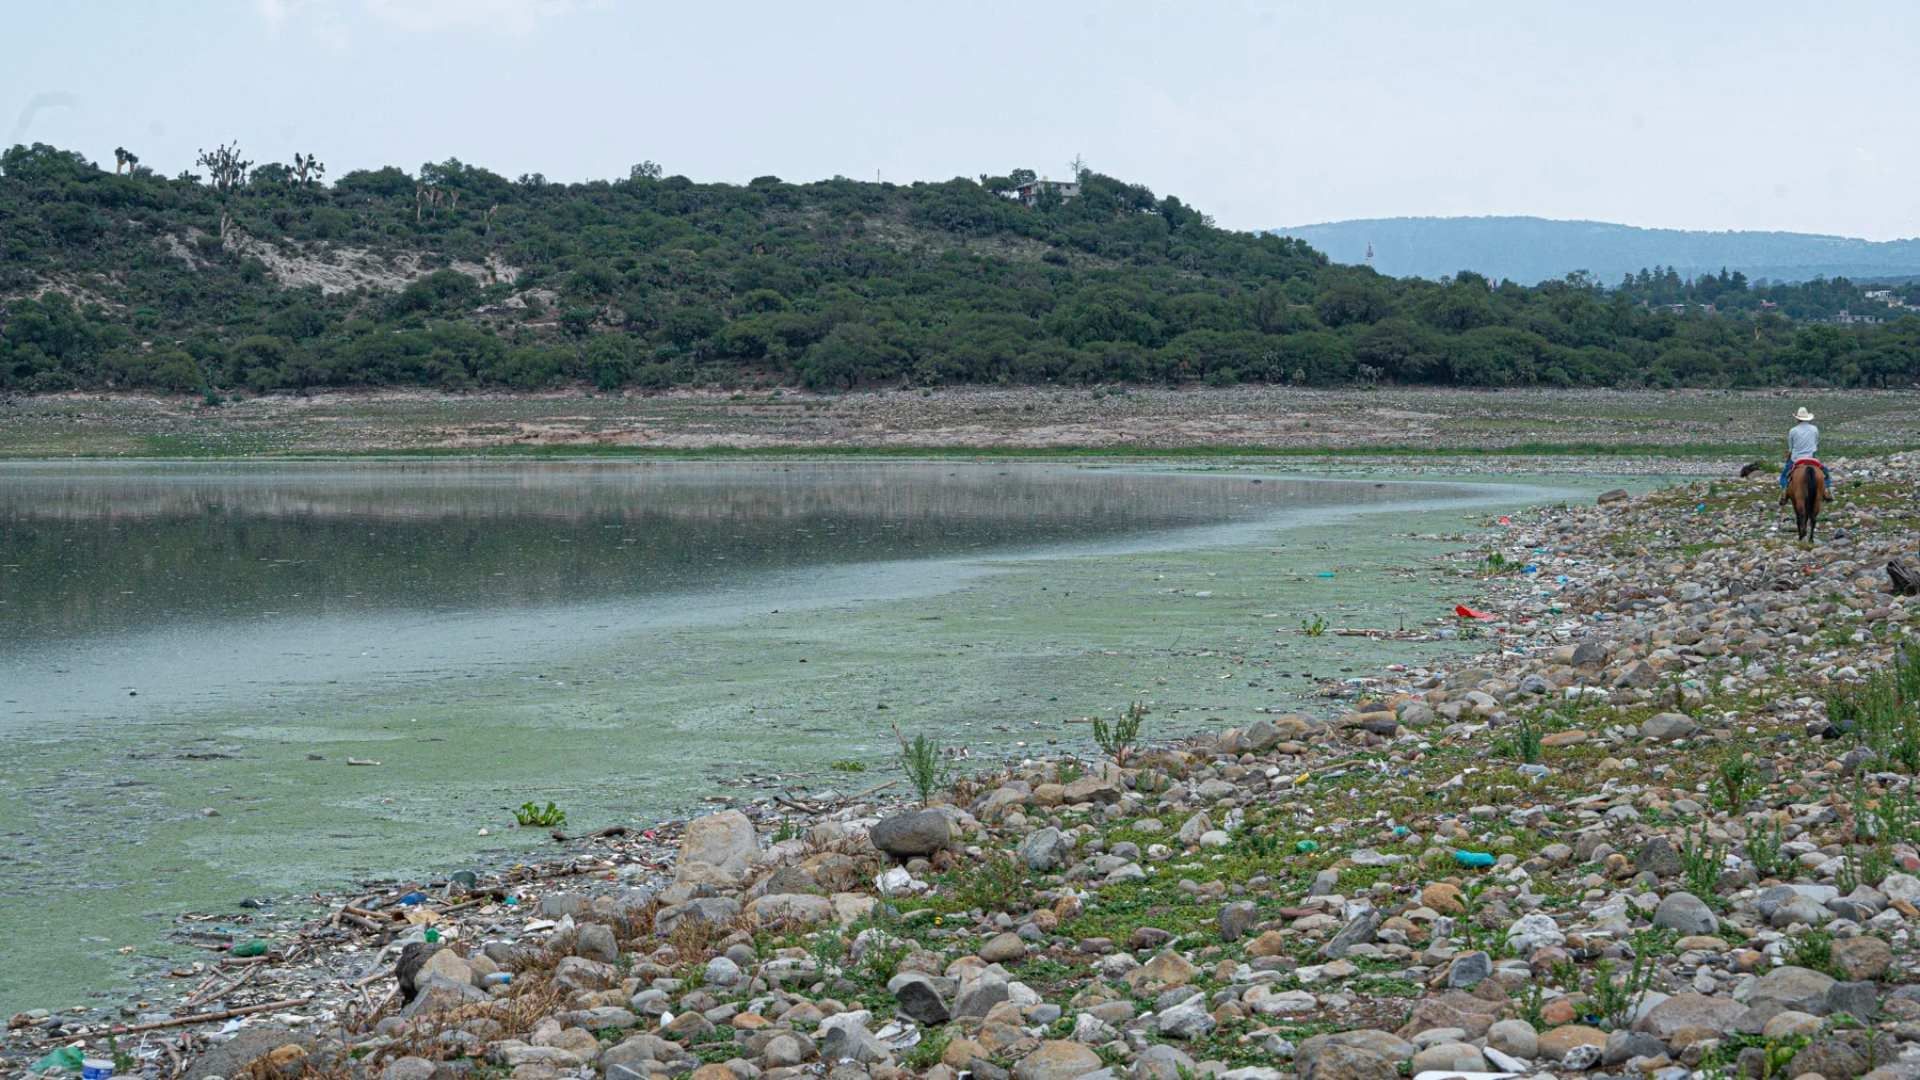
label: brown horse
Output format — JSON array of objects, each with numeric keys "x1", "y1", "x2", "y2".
[{"x1": 1787, "y1": 461, "x2": 1825, "y2": 541}]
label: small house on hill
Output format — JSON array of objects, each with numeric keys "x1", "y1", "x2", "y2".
[{"x1": 1012, "y1": 178, "x2": 1081, "y2": 206}]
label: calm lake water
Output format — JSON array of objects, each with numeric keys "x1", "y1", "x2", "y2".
[{"x1": 0, "y1": 461, "x2": 1566, "y2": 1011}]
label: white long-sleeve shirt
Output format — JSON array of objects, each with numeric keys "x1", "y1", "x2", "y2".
[{"x1": 1788, "y1": 422, "x2": 1819, "y2": 462}]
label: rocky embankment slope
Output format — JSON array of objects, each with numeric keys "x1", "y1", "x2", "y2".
[{"x1": 12, "y1": 456, "x2": 1920, "y2": 1080}]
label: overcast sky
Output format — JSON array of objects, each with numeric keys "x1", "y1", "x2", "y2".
[{"x1": 7, "y1": 1, "x2": 1916, "y2": 239}]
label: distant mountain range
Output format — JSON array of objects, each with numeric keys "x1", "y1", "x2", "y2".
[{"x1": 1272, "y1": 216, "x2": 1920, "y2": 285}]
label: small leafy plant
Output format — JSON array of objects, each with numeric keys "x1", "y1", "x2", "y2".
[
  {"x1": 1592, "y1": 930, "x2": 1667, "y2": 1030},
  {"x1": 1746, "y1": 815, "x2": 1786, "y2": 880},
  {"x1": 1093, "y1": 701, "x2": 1147, "y2": 768},
  {"x1": 893, "y1": 723, "x2": 948, "y2": 805},
  {"x1": 514, "y1": 801, "x2": 567, "y2": 828},
  {"x1": 1716, "y1": 753, "x2": 1755, "y2": 812},
  {"x1": 1679, "y1": 823, "x2": 1725, "y2": 899},
  {"x1": 1497, "y1": 714, "x2": 1543, "y2": 764},
  {"x1": 829, "y1": 759, "x2": 867, "y2": 773},
  {"x1": 1301, "y1": 614, "x2": 1329, "y2": 637},
  {"x1": 1787, "y1": 929, "x2": 1836, "y2": 977}
]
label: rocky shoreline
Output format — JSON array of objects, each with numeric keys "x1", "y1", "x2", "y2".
[{"x1": 11, "y1": 453, "x2": 1920, "y2": 1080}]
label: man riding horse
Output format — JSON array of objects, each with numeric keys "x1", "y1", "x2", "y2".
[{"x1": 1778, "y1": 407, "x2": 1832, "y2": 505}]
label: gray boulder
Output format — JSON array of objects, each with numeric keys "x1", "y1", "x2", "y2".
[
  {"x1": 1652, "y1": 892, "x2": 1718, "y2": 934},
  {"x1": 1019, "y1": 827, "x2": 1067, "y2": 872},
  {"x1": 1319, "y1": 909, "x2": 1382, "y2": 959},
  {"x1": 1640, "y1": 713, "x2": 1698, "y2": 741},
  {"x1": 870, "y1": 809, "x2": 952, "y2": 858},
  {"x1": 893, "y1": 973, "x2": 952, "y2": 1025},
  {"x1": 1750, "y1": 965, "x2": 1839, "y2": 1016},
  {"x1": 1296, "y1": 1030, "x2": 1412, "y2": 1080}
]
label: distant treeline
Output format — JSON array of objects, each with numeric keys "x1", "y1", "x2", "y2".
[{"x1": 3, "y1": 143, "x2": 1917, "y2": 394}]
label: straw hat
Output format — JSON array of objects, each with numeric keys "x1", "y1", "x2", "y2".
[{"x1": 1794, "y1": 407, "x2": 1814, "y2": 422}]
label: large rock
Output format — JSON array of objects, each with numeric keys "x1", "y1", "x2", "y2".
[
  {"x1": 675, "y1": 810, "x2": 759, "y2": 887},
  {"x1": 1014, "y1": 1040, "x2": 1103, "y2": 1080},
  {"x1": 1398, "y1": 991, "x2": 1504, "y2": 1039},
  {"x1": 1537, "y1": 1024, "x2": 1606, "y2": 1063},
  {"x1": 573, "y1": 923, "x2": 618, "y2": 963},
  {"x1": 1134, "y1": 1044, "x2": 1201, "y2": 1080},
  {"x1": 1020, "y1": 827, "x2": 1068, "y2": 872},
  {"x1": 748, "y1": 893, "x2": 833, "y2": 926},
  {"x1": 654, "y1": 896, "x2": 741, "y2": 937},
  {"x1": 1635, "y1": 993, "x2": 1748, "y2": 1039},
  {"x1": 1486, "y1": 1019, "x2": 1538, "y2": 1060},
  {"x1": 1446, "y1": 951, "x2": 1492, "y2": 989},
  {"x1": 1750, "y1": 965, "x2": 1838, "y2": 1016},
  {"x1": 1505, "y1": 912, "x2": 1565, "y2": 953},
  {"x1": 1125, "y1": 951, "x2": 1198, "y2": 992},
  {"x1": 601, "y1": 1033, "x2": 694, "y2": 1075},
  {"x1": 1640, "y1": 713, "x2": 1699, "y2": 741},
  {"x1": 980, "y1": 931, "x2": 1027, "y2": 964},
  {"x1": 552, "y1": 955, "x2": 619, "y2": 992},
  {"x1": 1220, "y1": 900, "x2": 1258, "y2": 942},
  {"x1": 870, "y1": 809, "x2": 952, "y2": 858},
  {"x1": 955, "y1": 971, "x2": 1010, "y2": 1019},
  {"x1": 893, "y1": 974, "x2": 952, "y2": 1025},
  {"x1": 1320, "y1": 910, "x2": 1382, "y2": 959},
  {"x1": 1062, "y1": 773, "x2": 1123, "y2": 805},
  {"x1": 1296, "y1": 1030, "x2": 1412, "y2": 1080},
  {"x1": 1155, "y1": 996, "x2": 1216, "y2": 1040},
  {"x1": 1832, "y1": 936, "x2": 1893, "y2": 981},
  {"x1": 400, "y1": 973, "x2": 490, "y2": 1018},
  {"x1": 819, "y1": 1020, "x2": 890, "y2": 1065},
  {"x1": 1653, "y1": 892, "x2": 1718, "y2": 934},
  {"x1": 417, "y1": 946, "x2": 474, "y2": 986},
  {"x1": 1410, "y1": 1043, "x2": 1486, "y2": 1074}
]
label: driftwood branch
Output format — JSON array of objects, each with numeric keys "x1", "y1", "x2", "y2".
[
  {"x1": 108, "y1": 996, "x2": 311, "y2": 1035},
  {"x1": 549, "y1": 824, "x2": 631, "y2": 842}
]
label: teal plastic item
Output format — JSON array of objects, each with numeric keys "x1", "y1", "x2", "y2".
[
  {"x1": 231, "y1": 939, "x2": 268, "y2": 957},
  {"x1": 1391, "y1": 825, "x2": 1409, "y2": 838},
  {"x1": 1453, "y1": 850, "x2": 1496, "y2": 868},
  {"x1": 32, "y1": 1047, "x2": 85, "y2": 1073},
  {"x1": 1316, "y1": 572, "x2": 1336, "y2": 579},
  {"x1": 1294, "y1": 840, "x2": 1319, "y2": 853}
]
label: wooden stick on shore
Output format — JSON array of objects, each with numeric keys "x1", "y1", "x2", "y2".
[
  {"x1": 548, "y1": 824, "x2": 632, "y2": 843},
  {"x1": 183, "y1": 962, "x2": 261, "y2": 1010},
  {"x1": 845, "y1": 779, "x2": 898, "y2": 801},
  {"x1": 108, "y1": 996, "x2": 311, "y2": 1036}
]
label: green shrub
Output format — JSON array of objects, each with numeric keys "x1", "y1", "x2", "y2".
[
  {"x1": 893, "y1": 724, "x2": 948, "y2": 805},
  {"x1": 1093, "y1": 701, "x2": 1146, "y2": 768}
]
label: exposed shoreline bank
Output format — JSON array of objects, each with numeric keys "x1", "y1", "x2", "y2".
[{"x1": 5, "y1": 386, "x2": 1919, "y2": 461}]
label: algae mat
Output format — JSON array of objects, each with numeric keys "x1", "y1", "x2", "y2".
[{"x1": 0, "y1": 461, "x2": 1610, "y2": 1011}]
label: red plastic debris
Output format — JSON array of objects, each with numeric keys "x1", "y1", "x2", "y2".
[{"x1": 1454, "y1": 605, "x2": 1495, "y2": 620}]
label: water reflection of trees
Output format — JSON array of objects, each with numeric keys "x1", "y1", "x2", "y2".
[{"x1": 0, "y1": 467, "x2": 1442, "y2": 642}]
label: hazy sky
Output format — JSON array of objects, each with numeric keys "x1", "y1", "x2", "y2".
[{"x1": 7, "y1": 1, "x2": 1917, "y2": 239}]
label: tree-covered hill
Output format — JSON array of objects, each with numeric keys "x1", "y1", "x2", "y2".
[{"x1": 3, "y1": 143, "x2": 1918, "y2": 394}]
